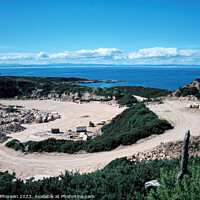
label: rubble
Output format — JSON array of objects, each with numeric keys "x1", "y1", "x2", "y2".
[
  {"x1": 0, "y1": 105, "x2": 61, "y2": 143},
  {"x1": 127, "y1": 135, "x2": 200, "y2": 163}
]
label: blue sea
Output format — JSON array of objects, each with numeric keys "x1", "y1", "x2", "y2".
[{"x1": 1, "y1": 65, "x2": 200, "y2": 91}]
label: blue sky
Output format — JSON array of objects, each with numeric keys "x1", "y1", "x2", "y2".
[{"x1": 0, "y1": 0, "x2": 200, "y2": 65}]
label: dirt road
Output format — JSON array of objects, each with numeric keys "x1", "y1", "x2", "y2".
[{"x1": 0, "y1": 99, "x2": 200, "y2": 180}]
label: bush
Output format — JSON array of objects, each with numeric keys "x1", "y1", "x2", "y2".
[
  {"x1": 6, "y1": 107, "x2": 19, "y2": 113},
  {"x1": 5, "y1": 139, "x2": 25, "y2": 152},
  {"x1": 118, "y1": 93, "x2": 138, "y2": 106},
  {"x1": 86, "y1": 103, "x2": 172, "y2": 152},
  {"x1": 147, "y1": 163, "x2": 200, "y2": 200},
  {"x1": 179, "y1": 87, "x2": 199, "y2": 97},
  {"x1": 0, "y1": 156, "x2": 200, "y2": 199},
  {"x1": 25, "y1": 139, "x2": 86, "y2": 154}
]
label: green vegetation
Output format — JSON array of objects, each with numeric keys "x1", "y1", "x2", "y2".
[
  {"x1": 96, "y1": 86, "x2": 171, "y2": 99},
  {"x1": 0, "y1": 76, "x2": 171, "y2": 106},
  {"x1": 0, "y1": 76, "x2": 93, "y2": 99},
  {"x1": 179, "y1": 87, "x2": 200, "y2": 99},
  {"x1": 5, "y1": 107, "x2": 20, "y2": 113},
  {"x1": 93, "y1": 86, "x2": 171, "y2": 106},
  {"x1": 25, "y1": 139, "x2": 86, "y2": 154},
  {"x1": 5, "y1": 139, "x2": 25, "y2": 152},
  {"x1": 0, "y1": 76, "x2": 28, "y2": 98},
  {"x1": 143, "y1": 98, "x2": 162, "y2": 103},
  {"x1": 86, "y1": 103, "x2": 172, "y2": 152},
  {"x1": 6, "y1": 103, "x2": 172, "y2": 154},
  {"x1": 0, "y1": 156, "x2": 200, "y2": 199},
  {"x1": 15, "y1": 76, "x2": 88, "y2": 84},
  {"x1": 1, "y1": 76, "x2": 88, "y2": 85},
  {"x1": 117, "y1": 93, "x2": 138, "y2": 107},
  {"x1": 146, "y1": 162, "x2": 200, "y2": 200},
  {"x1": 177, "y1": 78, "x2": 200, "y2": 99}
]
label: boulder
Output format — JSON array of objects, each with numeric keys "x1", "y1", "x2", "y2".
[
  {"x1": 89, "y1": 121, "x2": 95, "y2": 127},
  {"x1": 35, "y1": 117, "x2": 42, "y2": 123},
  {"x1": 145, "y1": 180, "x2": 160, "y2": 191}
]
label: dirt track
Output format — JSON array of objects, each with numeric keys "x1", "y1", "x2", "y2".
[{"x1": 0, "y1": 99, "x2": 200, "y2": 180}]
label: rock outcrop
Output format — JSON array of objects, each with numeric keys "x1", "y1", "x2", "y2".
[{"x1": 171, "y1": 78, "x2": 200, "y2": 100}]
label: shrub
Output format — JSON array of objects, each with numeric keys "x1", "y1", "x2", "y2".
[
  {"x1": 5, "y1": 139, "x2": 25, "y2": 152},
  {"x1": 179, "y1": 87, "x2": 199, "y2": 97},
  {"x1": 1, "y1": 156, "x2": 200, "y2": 199},
  {"x1": 147, "y1": 163, "x2": 200, "y2": 200},
  {"x1": 6, "y1": 107, "x2": 19, "y2": 113}
]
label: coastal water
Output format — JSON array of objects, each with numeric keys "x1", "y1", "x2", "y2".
[{"x1": 1, "y1": 65, "x2": 200, "y2": 91}]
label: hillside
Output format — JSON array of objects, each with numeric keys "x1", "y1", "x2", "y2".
[
  {"x1": 0, "y1": 76, "x2": 171, "y2": 106},
  {"x1": 172, "y1": 78, "x2": 200, "y2": 99}
]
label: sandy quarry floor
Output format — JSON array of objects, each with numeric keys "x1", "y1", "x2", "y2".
[
  {"x1": 0, "y1": 100, "x2": 125, "y2": 142},
  {"x1": 0, "y1": 99, "x2": 200, "y2": 180}
]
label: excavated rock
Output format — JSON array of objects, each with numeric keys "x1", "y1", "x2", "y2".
[
  {"x1": 128, "y1": 135, "x2": 200, "y2": 163},
  {"x1": 0, "y1": 105, "x2": 61, "y2": 143}
]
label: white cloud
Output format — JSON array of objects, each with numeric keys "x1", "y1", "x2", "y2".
[
  {"x1": 50, "y1": 51, "x2": 70, "y2": 59},
  {"x1": 37, "y1": 52, "x2": 49, "y2": 58},
  {"x1": 128, "y1": 47, "x2": 178, "y2": 59},
  {"x1": 0, "y1": 53, "x2": 34, "y2": 61},
  {"x1": 178, "y1": 49, "x2": 200, "y2": 57},
  {"x1": 75, "y1": 48, "x2": 123, "y2": 57},
  {"x1": 0, "y1": 47, "x2": 200, "y2": 65},
  {"x1": 128, "y1": 47, "x2": 200, "y2": 60},
  {"x1": 47, "y1": 48, "x2": 123, "y2": 61}
]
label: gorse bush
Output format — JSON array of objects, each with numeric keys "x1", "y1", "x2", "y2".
[
  {"x1": 86, "y1": 103, "x2": 172, "y2": 152},
  {"x1": 118, "y1": 93, "x2": 138, "y2": 107},
  {"x1": 26, "y1": 138, "x2": 87, "y2": 154},
  {"x1": 5, "y1": 139, "x2": 25, "y2": 152},
  {"x1": 0, "y1": 156, "x2": 200, "y2": 199},
  {"x1": 179, "y1": 87, "x2": 199, "y2": 97},
  {"x1": 6, "y1": 103, "x2": 172, "y2": 154},
  {"x1": 147, "y1": 164, "x2": 200, "y2": 200}
]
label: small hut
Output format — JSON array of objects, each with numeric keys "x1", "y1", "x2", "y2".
[
  {"x1": 76, "y1": 126, "x2": 87, "y2": 133},
  {"x1": 51, "y1": 128, "x2": 60, "y2": 134}
]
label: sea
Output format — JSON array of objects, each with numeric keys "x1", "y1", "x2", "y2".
[{"x1": 1, "y1": 65, "x2": 200, "y2": 91}]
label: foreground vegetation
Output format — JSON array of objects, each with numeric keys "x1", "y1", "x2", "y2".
[
  {"x1": 6, "y1": 103, "x2": 172, "y2": 154},
  {"x1": 0, "y1": 76, "x2": 171, "y2": 106},
  {"x1": 0, "y1": 156, "x2": 200, "y2": 199}
]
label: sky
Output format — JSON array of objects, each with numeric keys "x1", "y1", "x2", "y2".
[{"x1": 0, "y1": 0, "x2": 200, "y2": 65}]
